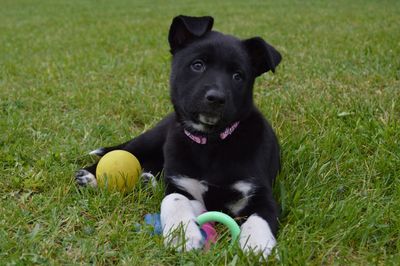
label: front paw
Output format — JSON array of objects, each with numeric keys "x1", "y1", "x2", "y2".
[
  {"x1": 163, "y1": 219, "x2": 204, "y2": 251},
  {"x1": 239, "y1": 214, "x2": 276, "y2": 258},
  {"x1": 161, "y1": 193, "x2": 204, "y2": 251},
  {"x1": 75, "y1": 169, "x2": 97, "y2": 187}
]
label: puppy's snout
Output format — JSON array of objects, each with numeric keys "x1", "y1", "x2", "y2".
[{"x1": 205, "y1": 89, "x2": 226, "y2": 106}]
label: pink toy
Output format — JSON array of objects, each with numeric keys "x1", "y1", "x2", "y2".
[{"x1": 200, "y1": 221, "x2": 218, "y2": 249}]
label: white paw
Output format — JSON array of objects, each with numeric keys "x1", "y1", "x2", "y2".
[
  {"x1": 163, "y1": 219, "x2": 204, "y2": 251},
  {"x1": 189, "y1": 200, "x2": 207, "y2": 216},
  {"x1": 161, "y1": 193, "x2": 204, "y2": 251},
  {"x1": 75, "y1": 169, "x2": 98, "y2": 187},
  {"x1": 141, "y1": 172, "x2": 158, "y2": 187},
  {"x1": 239, "y1": 214, "x2": 276, "y2": 258}
]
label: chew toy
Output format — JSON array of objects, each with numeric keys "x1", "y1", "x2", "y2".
[
  {"x1": 197, "y1": 211, "x2": 241, "y2": 245},
  {"x1": 143, "y1": 211, "x2": 240, "y2": 249},
  {"x1": 96, "y1": 150, "x2": 141, "y2": 192}
]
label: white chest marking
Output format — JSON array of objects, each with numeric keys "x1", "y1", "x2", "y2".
[
  {"x1": 227, "y1": 181, "x2": 254, "y2": 216},
  {"x1": 170, "y1": 176, "x2": 208, "y2": 205}
]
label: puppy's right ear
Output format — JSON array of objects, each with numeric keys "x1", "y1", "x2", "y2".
[{"x1": 168, "y1": 15, "x2": 214, "y2": 54}]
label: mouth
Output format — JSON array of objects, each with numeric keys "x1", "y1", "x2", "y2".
[
  {"x1": 183, "y1": 112, "x2": 222, "y2": 133},
  {"x1": 198, "y1": 114, "x2": 220, "y2": 126}
]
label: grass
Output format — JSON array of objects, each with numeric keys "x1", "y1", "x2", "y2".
[{"x1": 1, "y1": 0, "x2": 399, "y2": 264}]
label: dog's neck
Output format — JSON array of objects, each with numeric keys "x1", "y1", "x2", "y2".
[{"x1": 184, "y1": 121, "x2": 240, "y2": 145}]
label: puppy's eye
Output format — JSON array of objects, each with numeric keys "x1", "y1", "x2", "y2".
[
  {"x1": 191, "y1": 60, "x2": 206, "y2": 72},
  {"x1": 232, "y1": 72, "x2": 243, "y2": 82}
]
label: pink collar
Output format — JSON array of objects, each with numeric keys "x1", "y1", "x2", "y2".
[{"x1": 184, "y1": 121, "x2": 240, "y2": 145}]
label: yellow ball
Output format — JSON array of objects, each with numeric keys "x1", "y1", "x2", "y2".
[{"x1": 96, "y1": 150, "x2": 141, "y2": 192}]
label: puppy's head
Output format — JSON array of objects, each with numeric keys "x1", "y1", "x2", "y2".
[{"x1": 168, "y1": 15, "x2": 281, "y2": 134}]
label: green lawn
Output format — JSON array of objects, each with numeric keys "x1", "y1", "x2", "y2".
[{"x1": 1, "y1": 0, "x2": 399, "y2": 264}]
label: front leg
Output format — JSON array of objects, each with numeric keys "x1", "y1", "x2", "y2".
[
  {"x1": 75, "y1": 114, "x2": 174, "y2": 187},
  {"x1": 160, "y1": 193, "x2": 205, "y2": 251}
]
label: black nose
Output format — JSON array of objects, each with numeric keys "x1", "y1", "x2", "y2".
[{"x1": 205, "y1": 89, "x2": 226, "y2": 106}]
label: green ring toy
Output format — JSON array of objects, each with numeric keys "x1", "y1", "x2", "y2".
[{"x1": 197, "y1": 211, "x2": 241, "y2": 244}]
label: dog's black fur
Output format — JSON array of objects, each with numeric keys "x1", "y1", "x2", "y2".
[{"x1": 77, "y1": 15, "x2": 281, "y2": 237}]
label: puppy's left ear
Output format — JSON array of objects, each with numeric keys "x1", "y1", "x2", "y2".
[{"x1": 243, "y1": 37, "x2": 282, "y2": 76}]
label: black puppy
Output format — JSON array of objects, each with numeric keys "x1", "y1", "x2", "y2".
[{"x1": 76, "y1": 15, "x2": 281, "y2": 258}]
